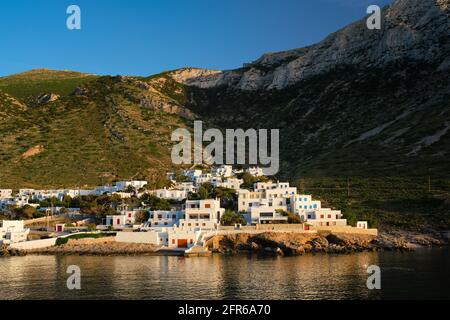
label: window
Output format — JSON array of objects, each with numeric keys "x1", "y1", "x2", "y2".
[
  {"x1": 328, "y1": 214, "x2": 331, "y2": 219},
  {"x1": 202, "y1": 223, "x2": 206, "y2": 227},
  {"x1": 205, "y1": 204, "x2": 211, "y2": 209},
  {"x1": 155, "y1": 222, "x2": 158, "y2": 225},
  {"x1": 308, "y1": 215, "x2": 312, "y2": 219},
  {"x1": 320, "y1": 215, "x2": 324, "y2": 219},
  {"x1": 313, "y1": 204, "x2": 317, "y2": 209},
  {"x1": 158, "y1": 214, "x2": 162, "y2": 219},
  {"x1": 172, "y1": 239, "x2": 175, "y2": 244},
  {"x1": 304, "y1": 198, "x2": 307, "y2": 201},
  {"x1": 172, "y1": 214, "x2": 176, "y2": 219}
]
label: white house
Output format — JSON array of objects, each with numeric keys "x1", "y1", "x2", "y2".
[
  {"x1": 212, "y1": 165, "x2": 233, "y2": 178},
  {"x1": 0, "y1": 220, "x2": 30, "y2": 245},
  {"x1": 304, "y1": 208, "x2": 347, "y2": 227},
  {"x1": 290, "y1": 194, "x2": 321, "y2": 220},
  {"x1": 173, "y1": 182, "x2": 197, "y2": 193},
  {"x1": 154, "y1": 188, "x2": 188, "y2": 201},
  {"x1": 214, "y1": 178, "x2": 243, "y2": 190},
  {"x1": 195, "y1": 173, "x2": 213, "y2": 186},
  {"x1": 0, "y1": 189, "x2": 13, "y2": 200},
  {"x1": 115, "y1": 180, "x2": 148, "y2": 191},
  {"x1": 238, "y1": 182, "x2": 296, "y2": 214},
  {"x1": 246, "y1": 166, "x2": 264, "y2": 177},
  {"x1": 357, "y1": 221, "x2": 368, "y2": 229},
  {"x1": 106, "y1": 209, "x2": 140, "y2": 228},
  {"x1": 180, "y1": 199, "x2": 224, "y2": 230},
  {"x1": 145, "y1": 210, "x2": 184, "y2": 228},
  {"x1": 116, "y1": 199, "x2": 224, "y2": 250},
  {"x1": 0, "y1": 196, "x2": 30, "y2": 210},
  {"x1": 237, "y1": 181, "x2": 348, "y2": 226},
  {"x1": 183, "y1": 169, "x2": 203, "y2": 182},
  {"x1": 112, "y1": 192, "x2": 133, "y2": 198}
]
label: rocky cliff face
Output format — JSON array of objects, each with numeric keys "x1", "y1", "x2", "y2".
[
  {"x1": 164, "y1": 0, "x2": 450, "y2": 180},
  {"x1": 175, "y1": 0, "x2": 450, "y2": 90}
]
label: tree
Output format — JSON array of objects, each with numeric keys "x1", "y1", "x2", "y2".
[
  {"x1": 287, "y1": 212, "x2": 302, "y2": 224},
  {"x1": 125, "y1": 185, "x2": 136, "y2": 194},
  {"x1": 198, "y1": 186, "x2": 209, "y2": 200},
  {"x1": 139, "y1": 194, "x2": 171, "y2": 210},
  {"x1": 21, "y1": 205, "x2": 38, "y2": 219},
  {"x1": 135, "y1": 210, "x2": 150, "y2": 224},
  {"x1": 220, "y1": 209, "x2": 247, "y2": 226}
]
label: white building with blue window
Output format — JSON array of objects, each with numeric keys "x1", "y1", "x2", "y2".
[
  {"x1": 238, "y1": 181, "x2": 348, "y2": 226},
  {"x1": 289, "y1": 194, "x2": 346, "y2": 226}
]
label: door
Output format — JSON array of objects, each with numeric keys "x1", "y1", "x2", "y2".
[{"x1": 177, "y1": 239, "x2": 188, "y2": 248}]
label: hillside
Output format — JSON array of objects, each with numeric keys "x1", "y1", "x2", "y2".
[
  {"x1": 164, "y1": 0, "x2": 450, "y2": 179},
  {"x1": 0, "y1": 73, "x2": 191, "y2": 189}
]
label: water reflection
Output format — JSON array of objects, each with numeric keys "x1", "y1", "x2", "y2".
[{"x1": 0, "y1": 249, "x2": 448, "y2": 300}]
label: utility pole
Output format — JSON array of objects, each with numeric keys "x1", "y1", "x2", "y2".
[{"x1": 428, "y1": 175, "x2": 431, "y2": 193}]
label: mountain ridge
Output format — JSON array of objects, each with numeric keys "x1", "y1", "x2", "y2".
[
  {"x1": 171, "y1": 0, "x2": 450, "y2": 90},
  {"x1": 0, "y1": 0, "x2": 449, "y2": 188}
]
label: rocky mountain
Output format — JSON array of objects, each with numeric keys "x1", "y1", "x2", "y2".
[
  {"x1": 163, "y1": 0, "x2": 450, "y2": 180},
  {"x1": 0, "y1": 0, "x2": 449, "y2": 188},
  {"x1": 176, "y1": 0, "x2": 450, "y2": 90}
]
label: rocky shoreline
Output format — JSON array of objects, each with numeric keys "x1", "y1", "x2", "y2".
[
  {"x1": 204, "y1": 230, "x2": 449, "y2": 256},
  {"x1": 1, "y1": 230, "x2": 448, "y2": 257}
]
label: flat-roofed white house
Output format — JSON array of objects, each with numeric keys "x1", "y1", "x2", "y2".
[
  {"x1": 106, "y1": 215, "x2": 127, "y2": 228},
  {"x1": 238, "y1": 182, "x2": 295, "y2": 224},
  {"x1": 154, "y1": 188, "x2": 188, "y2": 201},
  {"x1": 0, "y1": 220, "x2": 30, "y2": 245},
  {"x1": 212, "y1": 165, "x2": 233, "y2": 178},
  {"x1": 106, "y1": 209, "x2": 139, "y2": 228},
  {"x1": 173, "y1": 182, "x2": 197, "y2": 193},
  {"x1": 92, "y1": 185, "x2": 119, "y2": 196},
  {"x1": 167, "y1": 227, "x2": 199, "y2": 249},
  {"x1": 238, "y1": 182, "x2": 296, "y2": 212},
  {"x1": 246, "y1": 166, "x2": 264, "y2": 177},
  {"x1": 304, "y1": 209, "x2": 347, "y2": 227},
  {"x1": 145, "y1": 210, "x2": 183, "y2": 228},
  {"x1": 214, "y1": 178, "x2": 243, "y2": 191},
  {"x1": 115, "y1": 180, "x2": 148, "y2": 191},
  {"x1": 357, "y1": 221, "x2": 368, "y2": 229},
  {"x1": 289, "y1": 194, "x2": 347, "y2": 226},
  {"x1": 0, "y1": 195, "x2": 30, "y2": 210},
  {"x1": 195, "y1": 173, "x2": 214, "y2": 186},
  {"x1": 180, "y1": 199, "x2": 224, "y2": 230},
  {"x1": 183, "y1": 169, "x2": 202, "y2": 182},
  {"x1": 290, "y1": 194, "x2": 321, "y2": 219},
  {"x1": 0, "y1": 189, "x2": 13, "y2": 200}
]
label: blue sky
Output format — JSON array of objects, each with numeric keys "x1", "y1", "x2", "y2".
[{"x1": 0, "y1": 0, "x2": 391, "y2": 77}]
